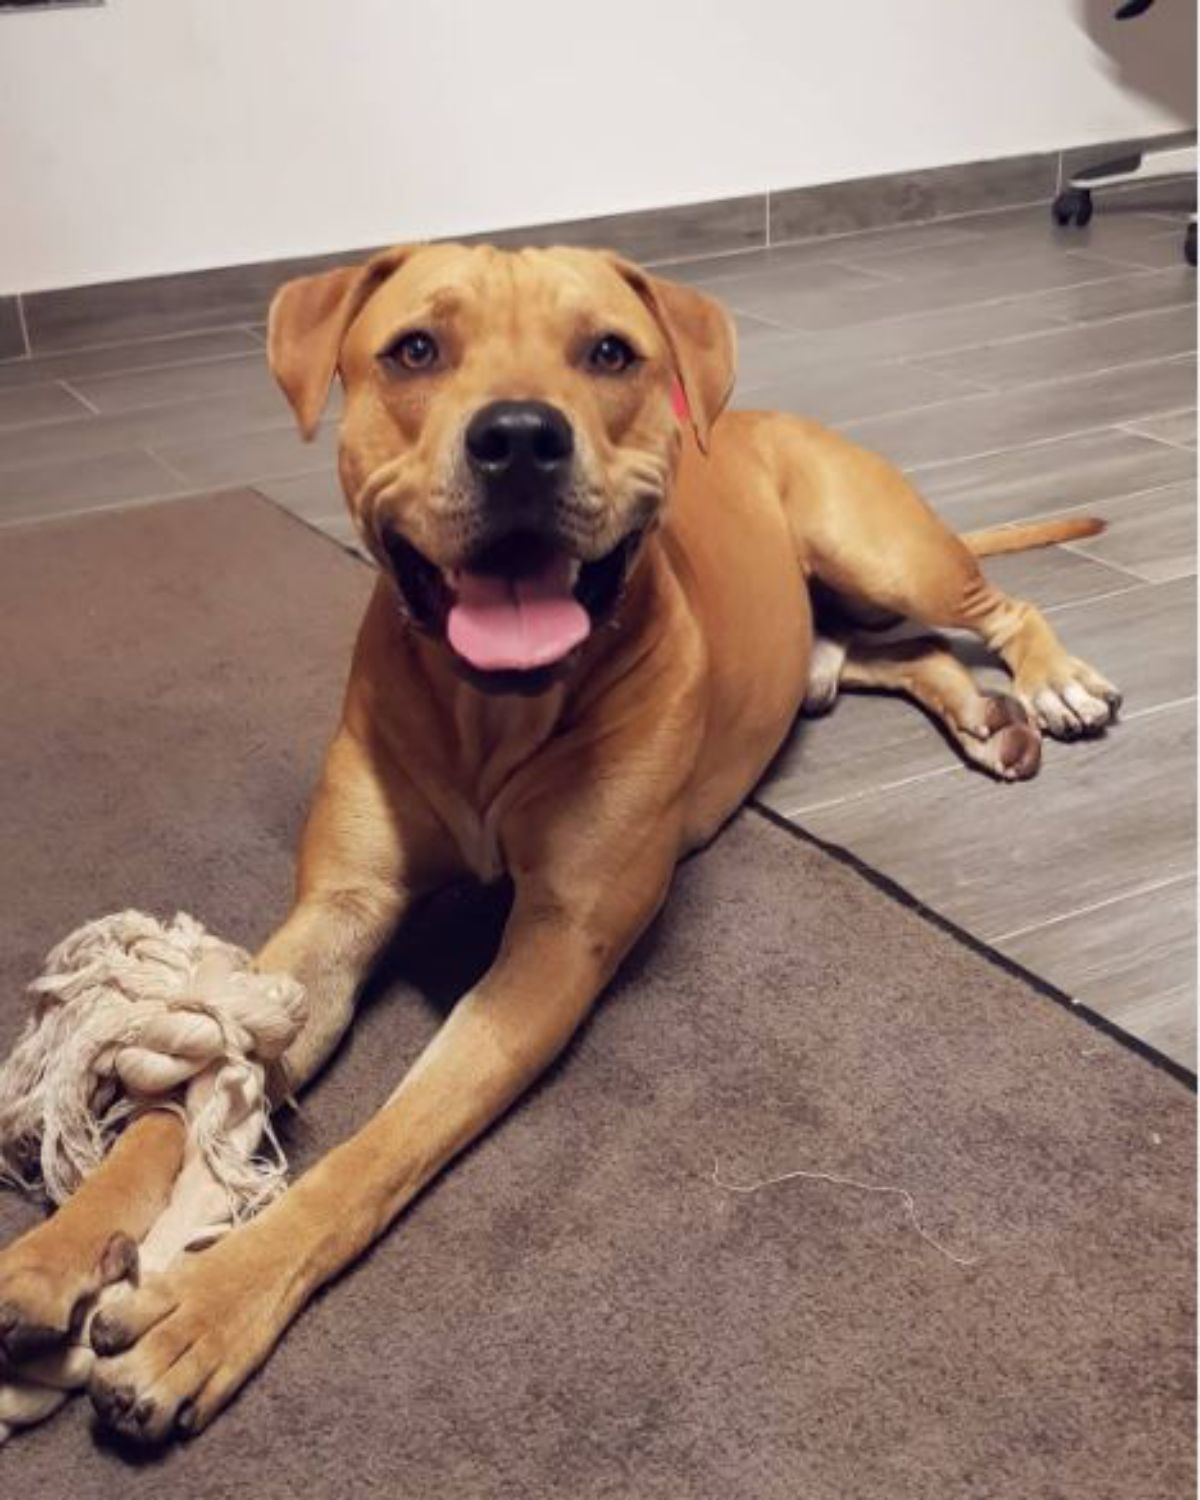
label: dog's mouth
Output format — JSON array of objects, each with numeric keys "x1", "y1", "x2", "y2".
[{"x1": 383, "y1": 528, "x2": 643, "y2": 690}]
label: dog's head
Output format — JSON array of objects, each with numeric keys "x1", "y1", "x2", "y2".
[{"x1": 267, "y1": 244, "x2": 735, "y2": 692}]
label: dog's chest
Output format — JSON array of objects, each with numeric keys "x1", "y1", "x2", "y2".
[
  {"x1": 442, "y1": 691, "x2": 565, "y2": 881},
  {"x1": 454, "y1": 809, "x2": 506, "y2": 884}
]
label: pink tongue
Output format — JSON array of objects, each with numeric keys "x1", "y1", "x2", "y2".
[{"x1": 447, "y1": 553, "x2": 591, "y2": 672}]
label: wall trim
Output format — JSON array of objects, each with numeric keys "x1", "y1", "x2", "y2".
[{"x1": 0, "y1": 135, "x2": 1190, "y2": 362}]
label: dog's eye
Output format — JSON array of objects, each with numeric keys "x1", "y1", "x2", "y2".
[
  {"x1": 587, "y1": 334, "x2": 639, "y2": 374},
  {"x1": 381, "y1": 330, "x2": 440, "y2": 372}
]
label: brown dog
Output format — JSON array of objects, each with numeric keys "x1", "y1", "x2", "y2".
[{"x1": 0, "y1": 244, "x2": 1119, "y2": 1440}]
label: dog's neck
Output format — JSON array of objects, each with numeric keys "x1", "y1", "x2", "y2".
[{"x1": 347, "y1": 545, "x2": 664, "y2": 815}]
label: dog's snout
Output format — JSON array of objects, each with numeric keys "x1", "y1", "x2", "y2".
[{"x1": 465, "y1": 401, "x2": 574, "y2": 484}]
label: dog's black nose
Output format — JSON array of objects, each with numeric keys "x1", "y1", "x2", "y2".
[{"x1": 465, "y1": 400, "x2": 574, "y2": 487}]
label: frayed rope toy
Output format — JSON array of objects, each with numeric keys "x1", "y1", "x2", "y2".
[{"x1": 0, "y1": 911, "x2": 305, "y2": 1440}]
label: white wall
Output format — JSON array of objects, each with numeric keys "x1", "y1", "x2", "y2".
[{"x1": 0, "y1": 0, "x2": 1191, "y2": 293}]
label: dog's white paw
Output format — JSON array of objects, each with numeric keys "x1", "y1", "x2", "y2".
[
  {"x1": 802, "y1": 635, "x2": 847, "y2": 716},
  {"x1": 1021, "y1": 658, "x2": 1121, "y2": 740}
]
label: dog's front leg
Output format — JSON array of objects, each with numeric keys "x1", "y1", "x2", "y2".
[
  {"x1": 0, "y1": 725, "x2": 424, "y2": 1369},
  {"x1": 86, "y1": 835, "x2": 678, "y2": 1443},
  {"x1": 0, "y1": 890, "x2": 400, "y2": 1370},
  {"x1": 0, "y1": 1113, "x2": 187, "y2": 1363}
]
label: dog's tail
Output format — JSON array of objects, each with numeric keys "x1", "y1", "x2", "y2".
[{"x1": 962, "y1": 516, "x2": 1105, "y2": 557}]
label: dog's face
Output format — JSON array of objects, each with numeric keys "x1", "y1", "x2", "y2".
[{"x1": 267, "y1": 244, "x2": 734, "y2": 692}]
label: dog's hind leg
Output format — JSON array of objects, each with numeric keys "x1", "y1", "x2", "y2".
[
  {"x1": 770, "y1": 418, "x2": 1121, "y2": 738},
  {"x1": 818, "y1": 632, "x2": 1043, "y2": 780}
]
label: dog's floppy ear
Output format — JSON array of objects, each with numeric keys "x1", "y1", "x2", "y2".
[
  {"x1": 266, "y1": 246, "x2": 413, "y2": 439},
  {"x1": 608, "y1": 258, "x2": 736, "y2": 453}
]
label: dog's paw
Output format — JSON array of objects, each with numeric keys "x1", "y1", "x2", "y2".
[
  {"x1": 974, "y1": 693, "x2": 1042, "y2": 780},
  {"x1": 950, "y1": 691, "x2": 1042, "y2": 781},
  {"x1": 89, "y1": 1233, "x2": 289, "y2": 1444},
  {"x1": 0, "y1": 1341, "x2": 94, "y2": 1438},
  {"x1": 1019, "y1": 658, "x2": 1122, "y2": 740},
  {"x1": 801, "y1": 635, "x2": 847, "y2": 717},
  {"x1": 0, "y1": 1225, "x2": 137, "y2": 1368}
]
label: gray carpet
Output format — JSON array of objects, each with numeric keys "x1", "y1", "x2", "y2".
[{"x1": 0, "y1": 492, "x2": 1193, "y2": 1499}]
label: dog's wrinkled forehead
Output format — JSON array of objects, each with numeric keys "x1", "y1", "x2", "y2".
[
  {"x1": 267, "y1": 241, "x2": 734, "y2": 451},
  {"x1": 341, "y1": 244, "x2": 666, "y2": 369}
]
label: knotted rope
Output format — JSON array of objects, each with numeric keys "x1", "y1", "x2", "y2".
[{"x1": 0, "y1": 911, "x2": 306, "y2": 1440}]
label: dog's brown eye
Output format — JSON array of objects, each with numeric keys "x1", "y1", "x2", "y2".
[
  {"x1": 383, "y1": 330, "x2": 439, "y2": 372},
  {"x1": 588, "y1": 334, "x2": 639, "y2": 374}
]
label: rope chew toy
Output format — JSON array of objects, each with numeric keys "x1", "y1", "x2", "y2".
[{"x1": 0, "y1": 911, "x2": 306, "y2": 1440}]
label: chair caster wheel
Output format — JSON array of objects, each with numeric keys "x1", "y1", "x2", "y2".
[
  {"x1": 1052, "y1": 188, "x2": 1093, "y2": 228},
  {"x1": 1185, "y1": 222, "x2": 1196, "y2": 268}
]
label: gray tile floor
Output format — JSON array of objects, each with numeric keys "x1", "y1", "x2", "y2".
[{"x1": 0, "y1": 198, "x2": 1195, "y2": 1067}]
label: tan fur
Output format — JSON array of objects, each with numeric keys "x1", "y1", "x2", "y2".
[
  {"x1": 964, "y1": 515, "x2": 1106, "y2": 556},
  {"x1": 0, "y1": 244, "x2": 1119, "y2": 1441}
]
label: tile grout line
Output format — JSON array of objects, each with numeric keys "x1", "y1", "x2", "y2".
[
  {"x1": 894, "y1": 297, "x2": 1196, "y2": 362},
  {"x1": 898, "y1": 331, "x2": 1197, "y2": 394},
  {"x1": 719, "y1": 255, "x2": 1183, "y2": 340},
  {"x1": 1041, "y1": 578, "x2": 1153, "y2": 615},
  {"x1": 641, "y1": 200, "x2": 1045, "y2": 274},
  {"x1": 0, "y1": 453, "x2": 342, "y2": 530},
  {"x1": 1049, "y1": 247, "x2": 1184, "y2": 277},
  {"x1": 1116, "y1": 418, "x2": 1198, "y2": 454},
  {"x1": 13, "y1": 295, "x2": 32, "y2": 359},
  {"x1": 773, "y1": 761, "x2": 965, "y2": 821},
  {"x1": 932, "y1": 477, "x2": 1193, "y2": 533},
  {"x1": 949, "y1": 275, "x2": 1194, "y2": 345},
  {"x1": 1058, "y1": 539, "x2": 1163, "y2": 584},
  {"x1": 685, "y1": 223, "x2": 1004, "y2": 293},
  {"x1": 0, "y1": 407, "x2": 317, "y2": 478},
  {"x1": 57, "y1": 378, "x2": 101, "y2": 416},
  {"x1": 738, "y1": 275, "x2": 1194, "y2": 367},
  {"x1": 737, "y1": 364, "x2": 995, "y2": 408},
  {"x1": 906, "y1": 421, "x2": 1197, "y2": 478},
  {"x1": 1120, "y1": 408, "x2": 1198, "y2": 424},
  {"x1": 140, "y1": 445, "x2": 197, "y2": 486},
  {"x1": 991, "y1": 871, "x2": 1196, "y2": 944},
  {"x1": 1044, "y1": 286, "x2": 1197, "y2": 332},
  {"x1": 824, "y1": 257, "x2": 909, "y2": 287},
  {"x1": 887, "y1": 364, "x2": 1006, "y2": 397},
  {"x1": 856, "y1": 375, "x2": 1197, "y2": 472},
  {"x1": 899, "y1": 346, "x2": 1200, "y2": 402},
  {"x1": 825, "y1": 240, "x2": 1162, "y2": 283},
  {"x1": 719, "y1": 247, "x2": 1144, "y2": 315},
  {"x1": 673, "y1": 225, "x2": 1059, "y2": 289},
  {"x1": 0, "y1": 321, "x2": 266, "y2": 369},
  {"x1": 1114, "y1": 692, "x2": 1198, "y2": 720},
  {"x1": 63, "y1": 347, "x2": 271, "y2": 397},
  {"x1": 845, "y1": 391, "x2": 1199, "y2": 464}
]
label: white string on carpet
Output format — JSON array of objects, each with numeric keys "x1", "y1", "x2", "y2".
[{"x1": 711, "y1": 1158, "x2": 980, "y2": 1268}]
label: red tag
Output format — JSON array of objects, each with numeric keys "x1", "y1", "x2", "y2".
[{"x1": 670, "y1": 380, "x2": 689, "y2": 422}]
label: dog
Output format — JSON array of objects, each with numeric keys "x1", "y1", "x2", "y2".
[{"x1": 0, "y1": 243, "x2": 1119, "y2": 1440}]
